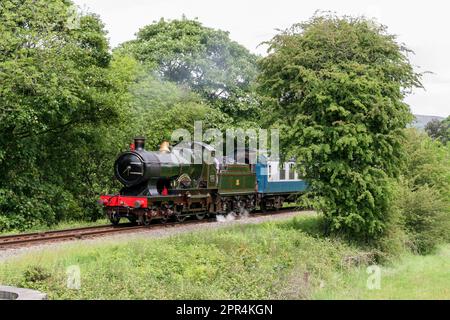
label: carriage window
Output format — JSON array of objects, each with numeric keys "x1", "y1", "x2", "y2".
[
  {"x1": 280, "y1": 163, "x2": 285, "y2": 180},
  {"x1": 289, "y1": 163, "x2": 295, "y2": 180},
  {"x1": 268, "y1": 165, "x2": 272, "y2": 180}
]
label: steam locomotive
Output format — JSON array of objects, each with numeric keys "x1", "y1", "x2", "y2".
[{"x1": 100, "y1": 137, "x2": 307, "y2": 225}]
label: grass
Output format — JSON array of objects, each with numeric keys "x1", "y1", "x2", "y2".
[
  {"x1": 313, "y1": 245, "x2": 450, "y2": 299},
  {"x1": 0, "y1": 215, "x2": 363, "y2": 299},
  {"x1": 0, "y1": 214, "x2": 448, "y2": 299}
]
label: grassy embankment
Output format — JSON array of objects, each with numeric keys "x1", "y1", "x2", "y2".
[{"x1": 0, "y1": 213, "x2": 448, "y2": 299}]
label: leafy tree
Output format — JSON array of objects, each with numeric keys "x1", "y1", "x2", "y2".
[
  {"x1": 117, "y1": 17, "x2": 261, "y2": 124},
  {"x1": 425, "y1": 117, "x2": 450, "y2": 144},
  {"x1": 0, "y1": 0, "x2": 133, "y2": 230},
  {"x1": 121, "y1": 64, "x2": 230, "y2": 150},
  {"x1": 0, "y1": 0, "x2": 113, "y2": 145},
  {"x1": 33, "y1": 54, "x2": 138, "y2": 221},
  {"x1": 257, "y1": 14, "x2": 422, "y2": 240}
]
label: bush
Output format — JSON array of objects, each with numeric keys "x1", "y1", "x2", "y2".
[
  {"x1": 392, "y1": 129, "x2": 450, "y2": 254},
  {"x1": 394, "y1": 181, "x2": 449, "y2": 254},
  {"x1": 23, "y1": 265, "x2": 52, "y2": 283},
  {"x1": 403, "y1": 129, "x2": 450, "y2": 199}
]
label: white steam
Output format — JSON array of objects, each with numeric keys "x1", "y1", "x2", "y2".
[{"x1": 216, "y1": 209, "x2": 250, "y2": 222}]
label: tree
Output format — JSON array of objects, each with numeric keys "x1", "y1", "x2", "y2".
[
  {"x1": 425, "y1": 117, "x2": 450, "y2": 144},
  {"x1": 125, "y1": 68, "x2": 232, "y2": 150},
  {"x1": 257, "y1": 14, "x2": 422, "y2": 240},
  {"x1": 0, "y1": 0, "x2": 114, "y2": 144},
  {"x1": 0, "y1": 0, "x2": 133, "y2": 230},
  {"x1": 117, "y1": 17, "x2": 261, "y2": 124}
]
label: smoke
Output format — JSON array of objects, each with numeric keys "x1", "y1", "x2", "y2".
[
  {"x1": 216, "y1": 209, "x2": 250, "y2": 223},
  {"x1": 240, "y1": 208, "x2": 250, "y2": 218},
  {"x1": 216, "y1": 212, "x2": 237, "y2": 222}
]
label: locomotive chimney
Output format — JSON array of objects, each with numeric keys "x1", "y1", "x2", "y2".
[{"x1": 134, "y1": 137, "x2": 145, "y2": 151}]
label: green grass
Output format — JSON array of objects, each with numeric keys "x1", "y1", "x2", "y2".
[
  {"x1": 0, "y1": 214, "x2": 448, "y2": 300},
  {"x1": 0, "y1": 219, "x2": 109, "y2": 236},
  {"x1": 0, "y1": 215, "x2": 364, "y2": 299},
  {"x1": 313, "y1": 245, "x2": 450, "y2": 299}
]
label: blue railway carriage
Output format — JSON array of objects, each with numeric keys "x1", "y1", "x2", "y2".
[{"x1": 255, "y1": 155, "x2": 307, "y2": 210}]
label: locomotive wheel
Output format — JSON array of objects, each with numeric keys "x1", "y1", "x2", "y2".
[
  {"x1": 139, "y1": 212, "x2": 152, "y2": 226},
  {"x1": 236, "y1": 199, "x2": 250, "y2": 216},
  {"x1": 260, "y1": 201, "x2": 267, "y2": 213},
  {"x1": 174, "y1": 205, "x2": 187, "y2": 222},
  {"x1": 176, "y1": 214, "x2": 187, "y2": 222},
  {"x1": 139, "y1": 215, "x2": 151, "y2": 226},
  {"x1": 127, "y1": 216, "x2": 137, "y2": 225},
  {"x1": 274, "y1": 197, "x2": 283, "y2": 211},
  {"x1": 233, "y1": 204, "x2": 244, "y2": 216},
  {"x1": 195, "y1": 212, "x2": 206, "y2": 220},
  {"x1": 110, "y1": 216, "x2": 121, "y2": 226},
  {"x1": 247, "y1": 196, "x2": 256, "y2": 212}
]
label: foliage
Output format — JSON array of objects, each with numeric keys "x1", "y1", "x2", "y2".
[
  {"x1": 23, "y1": 265, "x2": 52, "y2": 283},
  {"x1": 126, "y1": 68, "x2": 232, "y2": 150},
  {"x1": 425, "y1": 116, "x2": 450, "y2": 145},
  {"x1": 0, "y1": 0, "x2": 446, "y2": 261},
  {"x1": 402, "y1": 129, "x2": 450, "y2": 198},
  {"x1": 257, "y1": 13, "x2": 422, "y2": 241},
  {"x1": 395, "y1": 182, "x2": 448, "y2": 254},
  {"x1": 393, "y1": 129, "x2": 450, "y2": 253},
  {"x1": 0, "y1": 0, "x2": 134, "y2": 231},
  {"x1": 0, "y1": 0, "x2": 113, "y2": 142},
  {"x1": 117, "y1": 17, "x2": 261, "y2": 124}
]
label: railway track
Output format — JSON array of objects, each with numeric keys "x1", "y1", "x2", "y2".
[
  {"x1": 0, "y1": 224, "x2": 143, "y2": 249},
  {"x1": 0, "y1": 207, "x2": 302, "y2": 250}
]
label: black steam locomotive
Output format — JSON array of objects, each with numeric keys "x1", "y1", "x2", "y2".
[{"x1": 100, "y1": 137, "x2": 307, "y2": 225}]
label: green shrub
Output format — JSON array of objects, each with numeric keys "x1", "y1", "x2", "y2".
[
  {"x1": 23, "y1": 265, "x2": 52, "y2": 283},
  {"x1": 403, "y1": 129, "x2": 450, "y2": 199},
  {"x1": 395, "y1": 129, "x2": 450, "y2": 254},
  {"x1": 395, "y1": 181, "x2": 449, "y2": 254}
]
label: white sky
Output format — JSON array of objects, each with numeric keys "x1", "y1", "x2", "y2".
[{"x1": 73, "y1": 0, "x2": 450, "y2": 117}]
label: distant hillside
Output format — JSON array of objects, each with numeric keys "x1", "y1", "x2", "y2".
[{"x1": 411, "y1": 114, "x2": 445, "y2": 130}]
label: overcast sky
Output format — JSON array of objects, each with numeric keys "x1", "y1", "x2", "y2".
[{"x1": 73, "y1": 0, "x2": 450, "y2": 117}]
